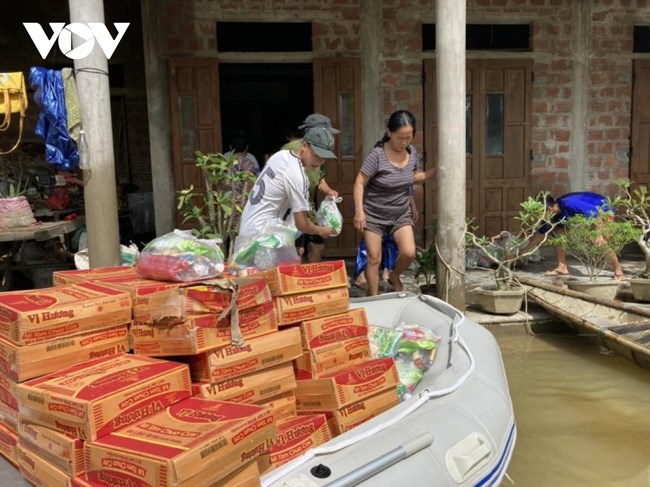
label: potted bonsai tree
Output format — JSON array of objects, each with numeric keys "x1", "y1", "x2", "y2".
[
  {"x1": 465, "y1": 193, "x2": 558, "y2": 314},
  {"x1": 177, "y1": 151, "x2": 256, "y2": 259},
  {"x1": 550, "y1": 209, "x2": 641, "y2": 300},
  {"x1": 609, "y1": 178, "x2": 650, "y2": 301}
]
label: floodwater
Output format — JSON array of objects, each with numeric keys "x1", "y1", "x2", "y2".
[{"x1": 493, "y1": 326, "x2": 650, "y2": 487}]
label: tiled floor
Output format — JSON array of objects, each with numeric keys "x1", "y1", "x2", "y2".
[{"x1": 0, "y1": 455, "x2": 30, "y2": 486}]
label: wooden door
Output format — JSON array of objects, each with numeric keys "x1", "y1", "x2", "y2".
[
  {"x1": 424, "y1": 59, "x2": 532, "y2": 238},
  {"x1": 313, "y1": 58, "x2": 363, "y2": 257},
  {"x1": 631, "y1": 60, "x2": 650, "y2": 187},
  {"x1": 168, "y1": 58, "x2": 222, "y2": 224}
]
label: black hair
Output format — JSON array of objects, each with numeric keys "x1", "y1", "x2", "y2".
[
  {"x1": 285, "y1": 126, "x2": 303, "y2": 140},
  {"x1": 374, "y1": 110, "x2": 417, "y2": 151},
  {"x1": 230, "y1": 130, "x2": 248, "y2": 153}
]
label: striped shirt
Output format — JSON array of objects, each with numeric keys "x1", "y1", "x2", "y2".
[{"x1": 360, "y1": 145, "x2": 418, "y2": 220}]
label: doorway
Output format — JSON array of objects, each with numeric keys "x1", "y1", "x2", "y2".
[{"x1": 218, "y1": 63, "x2": 313, "y2": 165}]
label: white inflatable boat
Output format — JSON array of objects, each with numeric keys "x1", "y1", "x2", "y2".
[{"x1": 262, "y1": 292, "x2": 516, "y2": 487}]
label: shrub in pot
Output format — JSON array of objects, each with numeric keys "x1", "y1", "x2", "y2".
[
  {"x1": 465, "y1": 194, "x2": 558, "y2": 314},
  {"x1": 550, "y1": 210, "x2": 641, "y2": 300}
]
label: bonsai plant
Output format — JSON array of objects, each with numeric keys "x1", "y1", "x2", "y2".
[
  {"x1": 177, "y1": 151, "x2": 257, "y2": 259},
  {"x1": 610, "y1": 179, "x2": 650, "y2": 301},
  {"x1": 550, "y1": 209, "x2": 641, "y2": 300},
  {"x1": 465, "y1": 193, "x2": 558, "y2": 314}
]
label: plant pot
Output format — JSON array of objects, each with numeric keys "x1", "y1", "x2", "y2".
[
  {"x1": 0, "y1": 195, "x2": 35, "y2": 229},
  {"x1": 474, "y1": 286, "x2": 525, "y2": 315},
  {"x1": 567, "y1": 279, "x2": 620, "y2": 300},
  {"x1": 629, "y1": 278, "x2": 650, "y2": 302}
]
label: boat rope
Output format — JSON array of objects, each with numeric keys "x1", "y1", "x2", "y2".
[{"x1": 261, "y1": 298, "x2": 477, "y2": 487}]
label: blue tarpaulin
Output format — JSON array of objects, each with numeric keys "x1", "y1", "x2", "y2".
[{"x1": 29, "y1": 67, "x2": 79, "y2": 170}]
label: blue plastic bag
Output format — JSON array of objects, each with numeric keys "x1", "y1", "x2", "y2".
[{"x1": 353, "y1": 233, "x2": 399, "y2": 279}]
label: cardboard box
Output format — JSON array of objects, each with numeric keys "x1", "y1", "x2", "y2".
[
  {"x1": 183, "y1": 277, "x2": 272, "y2": 314},
  {"x1": 262, "y1": 260, "x2": 348, "y2": 296},
  {"x1": 18, "y1": 416, "x2": 84, "y2": 477},
  {"x1": 257, "y1": 414, "x2": 331, "y2": 474},
  {"x1": 18, "y1": 444, "x2": 70, "y2": 487},
  {"x1": 298, "y1": 388, "x2": 400, "y2": 436},
  {"x1": 0, "y1": 325, "x2": 130, "y2": 382},
  {"x1": 15, "y1": 354, "x2": 192, "y2": 441},
  {"x1": 257, "y1": 392, "x2": 297, "y2": 422},
  {"x1": 132, "y1": 300, "x2": 277, "y2": 357},
  {"x1": 0, "y1": 282, "x2": 132, "y2": 345},
  {"x1": 52, "y1": 266, "x2": 138, "y2": 286},
  {"x1": 0, "y1": 371, "x2": 19, "y2": 409},
  {"x1": 189, "y1": 327, "x2": 302, "y2": 383},
  {"x1": 84, "y1": 397, "x2": 274, "y2": 487},
  {"x1": 213, "y1": 461, "x2": 260, "y2": 487},
  {"x1": 295, "y1": 358, "x2": 399, "y2": 409},
  {"x1": 300, "y1": 308, "x2": 369, "y2": 350},
  {"x1": 0, "y1": 397, "x2": 17, "y2": 432},
  {"x1": 294, "y1": 336, "x2": 371, "y2": 379},
  {"x1": 0, "y1": 422, "x2": 18, "y2": 466},
  {"x1": 192, "y1": 362, "x2": 296, "y2": 404},
  {"x1": 274, "y1": 287, "x2": 350, "y2": 325}
]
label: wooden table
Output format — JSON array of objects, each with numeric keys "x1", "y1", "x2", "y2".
[{"x1": 0, "y1": 217, "x2": 85, "y2": 290}]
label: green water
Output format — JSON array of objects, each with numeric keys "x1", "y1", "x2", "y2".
[{"x1": 493, "y1": 327, "x2": 650, "y2": 487}]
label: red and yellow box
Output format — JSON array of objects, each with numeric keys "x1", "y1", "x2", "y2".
[
  {"x1": 294, "y1": 336, "x2": 371, "y2": 379},
  {"x1": 0, "y1": 398, "x2": 17, "y2": 432},
  {"x1": 84, "y1": 397, "x2": 274, "y2": 487},
  {"x1": 298, "y1": 388, "x2": 400, "y2": 436},
  {"x1": 213, "y1": 461, "x2": 260, "y2": 487},
  {"x1": 262, "y1": 260, "x2": 348, "y2": 296},
  {"x1": 0, "y1": 325, "x2": 130, "y2": 382},
  {"x1": 0, "y1": 282, "x2": 132, "y2": 346},
  {"x1": 15, "y1": 354, "x2": 192, "y2": 441},
  {"x1": 0, "y1": 371, "x2": 18, "y2": 410},
  {"x1": 257, "y1": 392, "x2": 297, "y2": 422},
  {"x1": 18, "y1": 416, "x2": 84, "y2": 477},
  {"x1": 300, "y1": 308, "x2": 368, "y2": 350},
  {"x1": 132, "y1": 300, "x2": 278, "y2": 357},
  {"x1": 182, "y1": 277, "x2": 272, "y2": 314},
  {"x1": 52, "y1": 266, "x2": 137, "y2": 286},
  {"x1": 274, "y1": 287, "x2": 349, "y2": 325},
  {"x1": 18, "y1": 444, "x2": 71, "y2": 487},
  {"x1": 192, "y1": 362, "x2": 296, "y2": 404},
  {"x1": 0, "y1": 422, "x2": 18, "y2": 466},
  {"x1": 258, "y1": 414, "x2": 331, "y2": 473},
  {"x1": 295, "y1": 357, "x2": 399, "y2": 409},
  {"x1": 188, "y1": 327, "x2": 302, "y2": 383}
]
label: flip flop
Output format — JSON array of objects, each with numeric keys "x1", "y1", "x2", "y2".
[{"x1": 544, "y1": 269, "x2": 570, "y2": 277}]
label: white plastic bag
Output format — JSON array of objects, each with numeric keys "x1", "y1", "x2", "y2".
[
  {"x1": 230, "y1": 219, "x2": 300, "y2": 271},
  {"x1": 315, "y1": 196, "x2": 343, "y2": 236}
]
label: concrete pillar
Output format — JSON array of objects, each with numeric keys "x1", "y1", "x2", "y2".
[
  {"x1": 360, "y1": 0, "x2": 384, "y2": 157},
  {"x1": 435, "y1": 0, "x2": 466, "y2": 310},
  {"x1": 569, "y1": 0, "x2": 592, "y2": 191},
  {"x1": 69, "y1": 0, "x2": 121, "y2": 267},
  {"x1": 141, "y1": 0, "x2": 176, "y2": 236}
]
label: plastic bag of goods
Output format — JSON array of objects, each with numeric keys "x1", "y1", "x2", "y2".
[
  {"x1": 230, "y1": 220, "x2": 300, "y2": 271},
  {"x1": 315, "y1": 196, "x2": 343, "y2": 237},
  {"x1": 368, "y1": 324, "x2": 441, "y2": 399},
  {"x1": 136, "y1": 229, "x2": 224, "y2": 282}
]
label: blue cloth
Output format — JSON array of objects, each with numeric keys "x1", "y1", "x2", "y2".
[
  {"x1": 540, "y1": 191, "x2": 611, "y2": 234},
  {"x1": 29, "y1": 67, "x2": 79, "y2": 170}
]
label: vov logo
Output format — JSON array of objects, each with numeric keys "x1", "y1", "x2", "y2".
[{"x1": 23, "y1": 22, "x2": 130, "y2": 60}]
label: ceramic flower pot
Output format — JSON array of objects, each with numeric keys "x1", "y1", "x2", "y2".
[
  {"x1": 567, "y1": 279, "x2": 620, "y2": 301},
  {"x1": 474, "y1": 286, "x2": 525, "y2": 315}
]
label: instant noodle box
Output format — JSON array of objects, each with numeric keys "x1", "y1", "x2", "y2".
[
  {"x1": 192, "y1": 362, "x2": 296, "y2": 404},
  {"x1": 300, "y1": 308, "x2": 369, "y2": 350},
  {"x1": 0, "y1": 325, "x2": 130, "y2": 382},
  {"x1": 294, "y1": 336, "x2": 371, "y2": 379},
  {"x1": 0, "y1": 422, "x2": 18, "y2": 466},
  {"x1": 257, "y1": 392, "x2": 297, "y2": 421},
  {"x1": 188, "y1": 327, "x2": 302, "y2": 383},
  {"x1": 15, "y1": 353, "x2": 192, "y2": 441},
  {"x1": 18, "y1": 416, "x2": 84, "y2": 477},
  {"x1": 297, "y1": 388, "x2": 400, "y2": 436},
  {"x1": 295, "y1": 357, "x2": 399, "y2": 409},
  {"x1": 132, "y1": 300, "x2": 278, "y2": 357},
  {"x1": 84, "y1": 397, "x2": 274, "y2": 487},
  {"x1": 274, "y1": 287, "x2": 350, "y2": 325},
  {"x1": 262, "y1": 260, "x2": 348, "y2": 296},
  {"x1": 18, "y1": 444, "x2": 70, "y2": 487},
  {"x1": 0, "y1": 398, "x2": 17, "y2": 432},
  {"x1": 182, "y1": 277, "x2": 272, "y2": 314},
  {"x1": 0, "y1": 282, "x2": 132, "y2": 346},
  {"x1": 52, "y1": 266, "x2": 138, "y2": 286},
  {"x1": 0, "y1": 371, "x2": 18, "y2": 409}
]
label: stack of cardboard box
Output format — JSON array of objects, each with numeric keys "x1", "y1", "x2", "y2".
[{"x1": 0, "y1": 280, "x2": 133, "y2": 469}]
